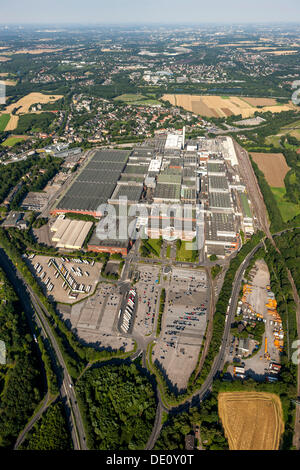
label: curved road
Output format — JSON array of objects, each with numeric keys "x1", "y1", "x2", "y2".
[
  {"x1": 146, "y1": 240, "x2": 264, "y2": 449},
  {"x1": 0, "y1": 248, "x2": 87, "y2": 450},
  {"x1": 14, "y1": 393, "x2": 52, "y2": 449}
]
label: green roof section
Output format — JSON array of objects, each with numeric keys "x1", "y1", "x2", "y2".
[
  {"x1": 157, "y1": 174, "x2": 181, "y2": 185},
  {"x1": 240, "y1": 192, "x2": 252, "y2": 218}
]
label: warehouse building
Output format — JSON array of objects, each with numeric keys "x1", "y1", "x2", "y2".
[
  {"x1": 109, "y1": 182, "x2": 144, "y2": 204},
  {"x1": 209, "y1": 192, "x2": 233, "y2": 212},
  {"x1": 21, "y1": 191, "x2": 50, "y2": 211},
  {"x1": 50, "y1": 216, "x2": 93, "y2": 250},
  {"x1": 52, "y1": 149, "x2": 129, "y2": 217},
  {"x1": 87, "y1": 216, "x2": 133, "y2": 255}
]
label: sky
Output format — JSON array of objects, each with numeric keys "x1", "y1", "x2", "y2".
[{"x1": 0, "y1": 0, "x2": 300, "y2": 24}]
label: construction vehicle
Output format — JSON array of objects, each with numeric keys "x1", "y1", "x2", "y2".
[{"x1": 264, "y1": 337, "x2": 270, "y2": 360}]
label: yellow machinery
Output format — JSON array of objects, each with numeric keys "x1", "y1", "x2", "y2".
[{"x1": 264, "y1": 337, "x2": 270, "y2": 360}]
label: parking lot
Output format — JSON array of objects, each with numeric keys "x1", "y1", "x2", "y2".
[
  {"x1": 59, "y1": 283, "x2": 135, "y2": 352},
  {"x1": 25, "y1": 254, "x2": 103, "y2": 303},
  {"x1": 152, "y1": 267, "x2": 209, "y2": 391},
  {"x1": 133, "y1": 265, "x2": 160, "y2": 336}
]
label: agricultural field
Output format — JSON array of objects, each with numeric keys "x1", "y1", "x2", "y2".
[
  {"x1": 265, "y1": 121, "x2": 300, "y2": 147},
  {"x1": 271, "y1": 187, "x2": 300, "y2": 222},
  {"x1": 241, "y1": 97, "x2": 278, "y2": 107},
  {"x1": 218, "y1": 392, "x2": 284, "y2": 450},
  {"x1": 0, "y1": 79, "x2": 17, "y2": 86},
  {"x1": 5, "y1": 92, "x2": 63, "y2": 115},
  {"x1": 3, "y1": 114, "x2": 19, "y2": 131},
  {"x1": 250, "y1": 153, "x2": 290, "y2": 187},
  {"x1": 1, "y1": 135, "x2": 27, "y2": 147},
  {"x1": 1, "y1": 92, "x2": 63, "y2": 131},
  {"x1": 12, "y1": 48, "x2": 64, "y2": 55},
  {"x1": 0, "y1": 114, "x2": 10, "y2": 131},
  {"x1": 114, "y1": 93, "x2": 162, "y2": 106},
  {"x1": 162, "y1": 94, "x2": 296, "y2": 118}
]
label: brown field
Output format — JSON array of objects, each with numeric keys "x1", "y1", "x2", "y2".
[
  {"x1": 251, "y1": 152, "x2": 290, "y2": 187},
  {"x1": 0, "y1": 92, "x2": 63, "y2": 131},
  {"x1": 1, "y1": 79, "x2": 17, "y2": 86},
  {"x1": 4, "y1": 115, "x2": 19, "y2": 131},
  {"x1": 242, "y1": 97, "x2": 278, "y2": 107},
  {"x1": 13, "y1": 48, "x2": 63, "y2": 55},
  {"x1": 265, "y1": 50, "x2": 298, "y2": 56},
  {"x1": 5, "y1": 92, "x2": 63, "y2": 115},
  {"x1": 162, "y1": 94, "x2": 296, "y2": 118},
  {"x1": 218, "y1": 392, "x2": 284, "y2": 450},
  {"x1": 250, "y1": 46, "x2": 276, "y2": 51}
]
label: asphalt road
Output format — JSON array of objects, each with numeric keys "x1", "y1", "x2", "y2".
[
  {"x1": 14, "y1": 392, "x2": 51, "y2": 449},
  {"x1": 145, "y1": 240, "x2": 264, "y2": 449},
  {"x1": 0, "y1": 248, "x2": 87, "y2": 450},
  {"x1": 3, "y1": 226, "x2": 300, "y2": 451}
]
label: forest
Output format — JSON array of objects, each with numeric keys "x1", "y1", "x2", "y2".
[
  {"x1": 0, "y1": 268, "x2": 44, "y2": 448},
  {"x1": 76, "y1": 362, "x2": 156, "y2": 450},
  {"x1": 0, "y1": 154, "x2": 61, "y2": 209},
  {"x1": 155, "y1": 397, "x2": 228, "y2": 451},
  {"x1": 19, "y1": 401, "x2": 72, "y2": 450}
]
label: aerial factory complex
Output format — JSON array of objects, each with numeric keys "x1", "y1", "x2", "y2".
[{"x1": 51, "y1": 131, "x2": 253, "y2": 258}]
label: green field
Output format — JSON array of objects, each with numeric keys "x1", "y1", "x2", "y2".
[
  {"x1": 265, "y1": 135, "x2": 282, "y2": 148},
  {"x1": 166, "y1": 245, "x2": 171, "y2": 258},
  {"x1": 114, "y1": 94, "x2": 162, "y2": 106},
  {"x1": 176, "y1": 240, "x2": 198, "y2": 262},
  {"x1": 271, "y1": 187, "x2": 300, "y2": 222},
  {"x1": 281, "y1": 119, "x2": 300, "y2": 130},
  {"x1": 147, "y1": 238, "x2": 162, "y2": 257},
  {"x1": 114, "y1": 93, "x2": 145, "y2": 101},
  {"x1": 0, "y1": 114, "x2": 10, "y2": 131},
  {"x1": 140, "y1": 237, "x2": 162, "y2": 258},
  {"x1": 1, "y1": 136, "x2": 26, "y2": 147}
]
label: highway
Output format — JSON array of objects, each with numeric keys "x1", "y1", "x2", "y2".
[{"x1": 0, "y1": 247, "x2": 87, "y2": 450}]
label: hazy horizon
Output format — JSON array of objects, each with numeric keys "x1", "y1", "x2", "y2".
[{"x1": 0, "y1": 0, "x2": 300, "y2": 25}]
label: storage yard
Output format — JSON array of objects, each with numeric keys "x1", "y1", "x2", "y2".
[
  {"x1": 228, "y1": 260, "x2": 283, "y2": 381},
  {"x1": 58, "y1": 283, "x2": 135, "y2": 352},
  {"x1": 152, "y1": 267, "x2": 209, "y2": 391},
  {"x1": 25, "y1": 254, "x2": 102, "y2": 303},
  {"x1": 218, "y1": 392, "x2": 284, "y2": 450}
]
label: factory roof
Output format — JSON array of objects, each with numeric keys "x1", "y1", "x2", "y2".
[
  {"x1": 209, "y1": 192, "x2": 232, "y2": 210},
  {"x1": 209, "y1": 175, "x2": 229, "y2": 191},
  {"x1": 55, "y1": 149, "x2": 129, "y2": 213},
  {"x1": 110, "y1": 183, "x2": 143, "y2": 203},
  {"x1": 153, "y1": 183, "x2": 181, "y2": 201},
  {"x1": 157, "y1": 174, "x2": 181, "y2": 185}
]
